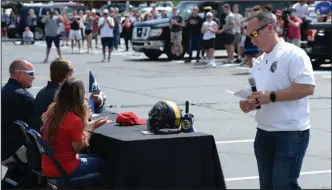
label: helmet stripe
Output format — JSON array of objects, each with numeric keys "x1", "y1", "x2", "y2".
[{"x1": 163, "y1": 100, "x2": 181, "y2": 128}]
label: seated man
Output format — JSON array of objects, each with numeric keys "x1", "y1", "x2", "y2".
[
  {"x1": 31, "y1": 58, "x2": 73, "y2": 132},
  {"x1": 21, "y1": 26, "x2": 35, "y2": 45},
  {"x1": 1, "y1": 59, "x2": 37, "y2": 188}
]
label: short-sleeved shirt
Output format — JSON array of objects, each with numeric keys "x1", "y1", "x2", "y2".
[
  {"x1": 98, "y1": 16, "x2": 114, "y2": 38},
  {"x1": 41, "y1": 111, "x2": 83, "y2": 177},
  {"x1": 1, "y1": 78, "x2": 35, "y2": 161},
  {"x1": 250, "y1": 40, "x2": 315, "y2": 131},
  {"x1": 187, "y1": 15, "x2": 203, "y2": 35},
  {"x1": 85, "y1": 17, "x2": 94, "y2": 31},
  {"x1": 44, "y1": 16, "x2": 61, "y2": 37},
  {"x1": 224, "y1": 12, "x2": 235, "y2": 34},
  {"x1": 315, "y1": 1, "x2": 332, "y2": 15},
  {"x1": 233, "y1": 13, "x2": 243, "y2": 33},
  {"x1": 169, "y1": 15, "x2": 183, "y2": 32}
]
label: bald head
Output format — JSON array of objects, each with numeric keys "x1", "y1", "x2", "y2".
[{"x1": 9, "y1": 59, "x2": 32, "y2": 76}]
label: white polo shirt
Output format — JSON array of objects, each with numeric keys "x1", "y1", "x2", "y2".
[
  {"x1": 250, "y1": 40, "x2": 315, "y2": 131},
  {"x1": 98, "y1": 16, "x2": 114, "y2": 38}
]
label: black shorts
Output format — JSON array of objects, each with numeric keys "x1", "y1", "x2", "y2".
[
  {"x1": 85, "y1": 30, "x2": 92, "y2": 35},
  {"x1": 203, "y1": 38, "x2": 215, "y2": 49},
  {"x1": 45, "y1": 35, "x2": 60, "y2": 49},
  {"x1": 101, "y1": 37, "x2": 113, "y2": 48},
  {"x1": 1, "y1": 22, "x2": 7, "y2": 28},
  {"x1": 224, "y1": 33, "x2": 235, "y2": 45}
]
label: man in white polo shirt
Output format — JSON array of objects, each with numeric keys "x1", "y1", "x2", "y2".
[
  {"x1": 98, "y1": 9, "x2": 114, "y2": 62},
  {"x1": 239, "y1": 10, "x2": 315, "y2": 189}
]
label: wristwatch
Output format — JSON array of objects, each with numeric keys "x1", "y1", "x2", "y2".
[{"x1": 270, "y1": 91, "x2": 276, "y2": 102}]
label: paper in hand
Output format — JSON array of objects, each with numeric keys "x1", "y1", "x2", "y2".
[{"x1": 226, "y1": 88, "x2": 252, "y2": 100}]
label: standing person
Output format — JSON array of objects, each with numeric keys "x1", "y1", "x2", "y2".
[
  {"x1": 91, "y1": 9, "x2": 100, "y2": 49},
  {"x1": 121, "y1": 13, "x2": 132, "y2": 51},
  {"x1": 69, "y1": 10, "x2": 82, "y2": 54},
  {"x1": 98, "y1": 9, "x2": 114, "y2": 62},
  {"x1": 1, "y1": 8, "x2": 9, "y2": 39},
  {"x1": 31, "y1": 58, "x2": 73, "y2": 131},
  {"x1": 242, "y1": 6, "x2": 261, "y2": 68},
  {"x1": 186, "y1": 6, "x2": 203, "y2": 63},
  {"x1": 78, "y1": 10, "x2": 86, "y2": 47},
  {"x1": 233, "y1": 4, "x2": 243, "y2": 63},
  {"x1": 292, "y1": 0, "x2": 309, "y2": 40},
  {"x1": 84, "y1": 11, "x2": 94, "y2": 53},
  {"x1": 26, "y1": 9, "x2": 37, "y2": 38},
  {"x1": 112, "y1": 8, "x2": 121, "y2": 51},
  {"x1": 241, "y1": 10, "x2": 315, "y2": 189},
  {"x1": 42, "y1": 9, "x2": 63, "y2": 63},
  {"x1": 169, "y1": 7, "x2": 185, "y2": 57},
  {"x1": 201, "y1": 12, "x2": 218, "y2": 67},
  {"x1": 218, "y1": 4, "x2": 235, "y2": 64},
  {"x1": 286, "y1": 8, "x2": 302, "y2": 47},
  {"x1": 2, "y1": 59, "x2": 38, "y2": 188}
]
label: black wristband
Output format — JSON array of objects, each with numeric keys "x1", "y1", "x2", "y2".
[{"x1": 270, "y1": 91, "x2": 276, "y2": 102}]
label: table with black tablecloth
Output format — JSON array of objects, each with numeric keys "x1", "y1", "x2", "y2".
[{"x1": 89, "y1": 112, "x2": 227, "y2": 189}]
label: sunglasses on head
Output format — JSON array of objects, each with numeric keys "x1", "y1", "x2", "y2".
[
  {"x1": 15, "y1": 70, "x2": 35, "y2": 77},
  {"x1": 248, "y1": 23, "x2": 273, "y2": 38}
]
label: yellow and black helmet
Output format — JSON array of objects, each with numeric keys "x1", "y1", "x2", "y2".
[{"x1": 147, "y1": 100, "x2": 182, "y2": 132}]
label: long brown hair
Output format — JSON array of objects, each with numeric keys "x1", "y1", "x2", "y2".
[{"x1": 42, "y1": 77, "x2": 88, "y2": 146}]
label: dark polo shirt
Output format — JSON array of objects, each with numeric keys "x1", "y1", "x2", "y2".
[
  {"x1": 1, "y1": 78, "x2": 35, "y2": 161},
  {"x1": 31, "y1": 81, "x2": 60, "y2": 131}
]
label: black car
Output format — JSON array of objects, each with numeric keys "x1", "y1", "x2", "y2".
[
  {"x1": 132, "y1": 1, "x2": 291, "y2": 60},
  {"x1": 304, "y1": 22, "x2": 332, "y2": 67}
]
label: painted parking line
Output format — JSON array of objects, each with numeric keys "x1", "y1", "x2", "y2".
[
  {"x1": 215, "y1": 139, "x2": 254, "y2": 144},
  {"x1": 225, "y1": 170, "x2": 331, "y2": 181}
]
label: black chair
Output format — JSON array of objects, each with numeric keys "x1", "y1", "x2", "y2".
[
  {"x1": 14, "y1": 121, "x2": 46, "y2": 186},
  {"x1": 26, "y1": 129, "x2": 73, "y2": 189}
]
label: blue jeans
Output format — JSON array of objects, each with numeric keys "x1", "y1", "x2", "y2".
[
  {"x1": 56, "y1": 154, "x2": 107, "y2": 188},
  {"x1": 113, "y1": 28, "x2": 120, "y2": 49},
  {"x1": 254, "y1": 128, "x2": 310, "y2": 190},
  {"x1": 187, "y1": 34, "x2": 201, "y2": 60}
]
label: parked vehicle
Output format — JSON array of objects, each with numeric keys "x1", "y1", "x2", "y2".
[
  {"x1": 132, "y1": 1, "x2": 292, "y2": 60},
  {"x1": 6, "y1": 2, "x2": 86, "y2": 40},
  {"x1": 304, "y1": 22, "x2": 332, "y2": 67}
]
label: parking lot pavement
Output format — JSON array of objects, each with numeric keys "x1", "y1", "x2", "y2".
[{"x1": 2, "y1": 42, "x2": 331, "y2": 189}]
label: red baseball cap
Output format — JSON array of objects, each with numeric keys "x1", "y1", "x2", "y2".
[{"x1": 116, "y1": 112, "x2": 146, "y2": 126}]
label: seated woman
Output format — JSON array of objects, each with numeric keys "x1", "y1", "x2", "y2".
[
  {"x1": 41, "y1": 77, "x2": 109, "y2": 188},
  {"x1": 21, "y1": 26, "x2": 35, "y2": 45}
]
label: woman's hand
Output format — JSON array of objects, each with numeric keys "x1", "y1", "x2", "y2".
[{"x1": 90, "y1": 116, "x2": 108, "y2": 129}]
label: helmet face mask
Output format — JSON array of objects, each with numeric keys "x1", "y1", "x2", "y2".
[{"x1": 147, "y1": 100, "x2": 182, "y2": 133}]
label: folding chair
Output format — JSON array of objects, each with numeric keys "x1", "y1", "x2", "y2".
[
  {"x1": 2, "y1": 121, "x2": 40, "y2": 188},
  {"x1": 26, "y1": 129, "x2": 74, "y2": 189},
  {"x1": 14, "y1": 121, "x2": 46, "y2": 186}
]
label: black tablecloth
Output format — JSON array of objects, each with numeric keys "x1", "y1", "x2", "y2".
[{"x1": 89, "y1": 112, "x2": 227, "y2": 189}]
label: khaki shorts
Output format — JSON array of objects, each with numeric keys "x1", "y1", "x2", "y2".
[{"x1": 171, "y1": 31, "x2": 182, "y2": 43}]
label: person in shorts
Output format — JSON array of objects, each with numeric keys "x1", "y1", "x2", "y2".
[
  {"x1": 169, "y1": 7, "x2": 185, "y2": 57},
  {"x1": 91, "y1": 9, "x2": 100, "y2": 49},
  {"x1": 201, "y1": 12, "x2": 218, "y2": 67},
  {"x1": 218, "y1": 4, "x2": 235, "y2": 64},
  {"x1": 98, "y1": 9, "x2": 114, "y2": 62},
  {"x1": 41, "y1": 9, "x2": 63, "y2": 63},
  {"x1": 69, "y1": 10, "x2": 82, "y2": 53},
  {"x1": 233, "y1": 4, "x2": 244, "y2": 63}
]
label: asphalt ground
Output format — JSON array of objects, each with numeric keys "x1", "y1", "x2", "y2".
[{"x1": 1, "y1": 40, "x2": 331, "y2": 189}]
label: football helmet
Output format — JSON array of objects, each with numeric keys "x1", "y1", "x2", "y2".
[{"x1": 147, "y1": 100, "x2": 182, "y2": 132}]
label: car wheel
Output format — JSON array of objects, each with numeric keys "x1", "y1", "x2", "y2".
[
  {"x1": 34, "y1": 27, "x2": 44, "y2": 40},
  {"x1": 144, "y1": 50, "x2": 163, "y2": 60}
]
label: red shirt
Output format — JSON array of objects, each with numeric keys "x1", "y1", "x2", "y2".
[
  {"x1": 288, "y1": 16, "x2": 301, "y2": 40},
  {"x1": 92, "y1": 15, "x2": 99, "y2": 33},
  {"x1": 41, "y1": 112, "x2": 83, "y2": 177}
]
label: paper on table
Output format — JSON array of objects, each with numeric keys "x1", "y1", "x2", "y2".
[{"x1": 226, "y1": 88, "x2": 252, "y2": 100}]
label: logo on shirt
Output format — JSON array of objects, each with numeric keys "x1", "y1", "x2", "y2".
[{"x1": 270, "y1": 61, "x2": 278, "y2": 73}]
